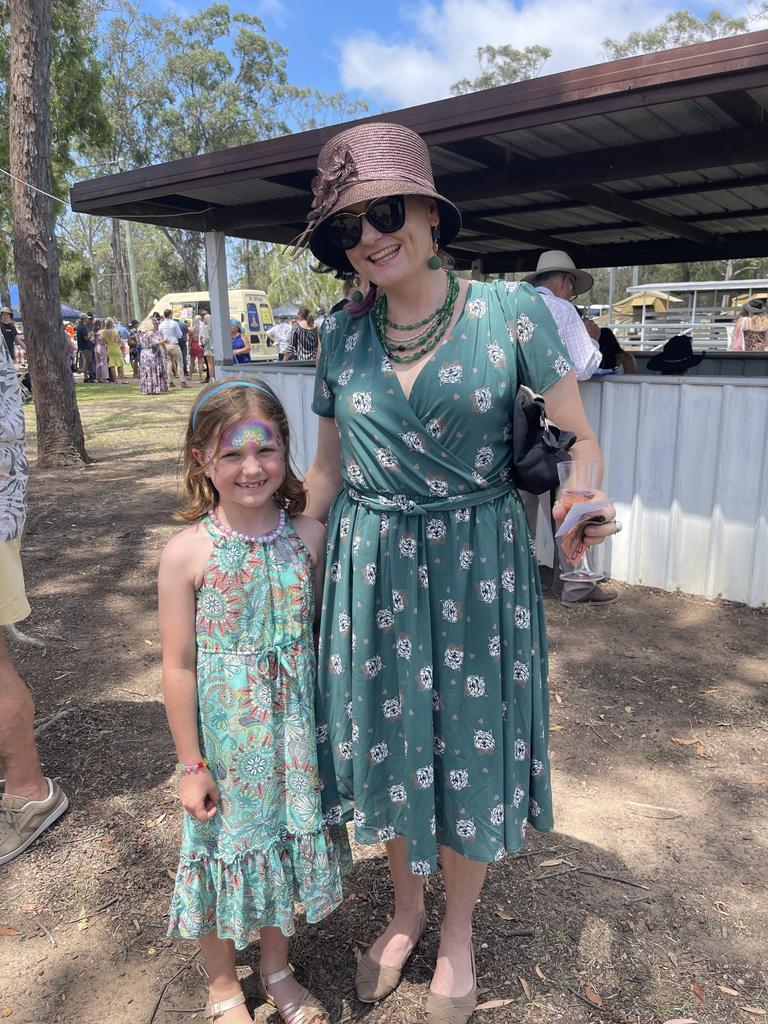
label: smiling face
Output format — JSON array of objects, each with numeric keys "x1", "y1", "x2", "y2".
[
  {"x1": 342, "y1": 195, "x2": 438, "y2": 289},
  {"x1": 196, "y1": 415, "x2": 286, "y2": 514}
]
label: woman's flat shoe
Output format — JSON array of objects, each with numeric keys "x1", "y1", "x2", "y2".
[
  {"x1": 355, "y1": 913, "x2": 427, "y2": 1003},
  {"x1": 259, "y1": 964, "x2": 329, "y2": 1024},
  {"x1": 424, "y1": 945, "x2": 477, "y2": 1024},
  {"x1": 204, "y1": 991, "x2": 248, "y2": 1022}
]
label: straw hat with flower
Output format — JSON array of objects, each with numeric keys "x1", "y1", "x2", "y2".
[{"x1": 295, "y1": 122, "x2": 462, "y2": 274}]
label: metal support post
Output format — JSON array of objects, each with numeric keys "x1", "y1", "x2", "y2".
[{"x1": 204, "y1": 230, "x2": 230, "y2": 367}]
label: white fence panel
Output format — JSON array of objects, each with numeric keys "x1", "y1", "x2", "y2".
[
  {"x1": 222, "y1": 365, "x2": 768, "y2": 607},
  {"x1": 584, "y1": 376, "x2": 768, "y2": 607}
]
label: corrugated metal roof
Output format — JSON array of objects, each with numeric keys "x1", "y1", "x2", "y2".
[{"x1": 70, "y1": 29, "x2": 768, "y2": 273}]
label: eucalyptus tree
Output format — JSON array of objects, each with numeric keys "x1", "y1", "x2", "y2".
[
  {"x1": 96, "y1": 2, "x2": 364, "y2": 293},
  {"x1": 6, "y1": 0, "x2": 109, "y2": 464}
]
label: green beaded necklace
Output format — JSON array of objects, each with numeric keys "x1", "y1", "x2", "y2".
[{"x1": 375, "y1": 272, "x2": 459, "y2": 365}]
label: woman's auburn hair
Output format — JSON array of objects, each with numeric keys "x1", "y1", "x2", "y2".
[{"x1": 176, "y1": 380, "x2": 307, "y2": 522}]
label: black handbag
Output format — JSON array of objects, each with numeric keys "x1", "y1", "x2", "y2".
[{"x1": 511, "y1": 385, "x2": 576, "y2": 494}]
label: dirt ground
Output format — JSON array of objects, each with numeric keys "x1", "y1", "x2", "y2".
[{"x1": 1, "y1": 385, "x2": 766, "y2": 1024}]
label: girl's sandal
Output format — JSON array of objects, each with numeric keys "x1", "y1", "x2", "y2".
[
  {"x1": 204, "y1": 991, "x2": 248, "y2": 1022},
  {"x1": 259, "y1": 965, "x2": 329, "y2": 1024}
]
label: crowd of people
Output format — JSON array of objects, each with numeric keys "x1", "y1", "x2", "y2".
[
  {"x1": 61, "y1": 306, "x2": 323, "y2": 397},
  {"x1": 67, "y1": 309, "x2": 216, "y2": 394}
]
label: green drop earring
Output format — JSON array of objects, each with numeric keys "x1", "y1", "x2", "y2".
[
  {"x1": 427, "y1": 225, "x2": 442, "y2": 270},
  {"x1": 350, "y1": 287, "x2": 364, "y2": 303}
]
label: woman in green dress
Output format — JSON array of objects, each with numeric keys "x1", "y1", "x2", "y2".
[{"x1": 301, "y1": 123, "x2": 618, "y2": 1024}]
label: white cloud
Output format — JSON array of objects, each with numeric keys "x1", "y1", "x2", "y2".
[{"x1": 336, "y1": 0, "x2": 726, "y2": 109}]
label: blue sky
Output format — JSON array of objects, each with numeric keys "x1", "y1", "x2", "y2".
[{"x1": 138, "y1": 0, "x2": 759, "y2": 115}]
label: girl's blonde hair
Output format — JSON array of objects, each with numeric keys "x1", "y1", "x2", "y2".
[{"x1": 176, "y1": 379, "x2": 307, "y2": 522}]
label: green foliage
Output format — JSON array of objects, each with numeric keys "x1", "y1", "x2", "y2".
[
  {"x1": 602, "y1": 9, "x2": 749, "y2": 59},
  {"x1": 587, "y1": 259, "x2": 768, "y2": 304},
  {"x1": 79, "y1": 1, "x2": 366, "y2": 302},
  {"x1": 450, "y1": 44, "x2": 551, "y2": 96},
  {"x1": 215, "y1": 239, "x2": 345, "y2": 312}
]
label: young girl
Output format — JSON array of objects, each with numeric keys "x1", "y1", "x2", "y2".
[{"x1": 159, "y1": 380, "x2": 345, "y2": 1024}]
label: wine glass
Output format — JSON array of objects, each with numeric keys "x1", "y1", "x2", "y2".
[{"x1": 557, "y1": 460, "x2": 605, "y2": 583}]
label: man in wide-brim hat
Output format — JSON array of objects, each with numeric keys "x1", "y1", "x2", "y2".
[
  {"x1": 521, "y1": 250, "x2": 614, "y2": 607},
  {"x1": 523, "y1": 251, "x2": 600, "y2": 382},
  {"x1": 647, "y1": 334, "x2": 704, "y2": 374},
  {"x1": 523, "y1": 249, "x2": 594, "y2": 297}
]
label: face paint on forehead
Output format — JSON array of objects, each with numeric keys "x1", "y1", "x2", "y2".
[{"x1": 219, "y1": 418, "x2": 277, "y2": 450}]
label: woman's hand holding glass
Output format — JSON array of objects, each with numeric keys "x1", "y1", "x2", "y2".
[{"x1": 552, "y1": 460, "x2": 619, "y2": 581}]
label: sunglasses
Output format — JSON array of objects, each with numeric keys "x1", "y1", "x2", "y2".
[{"x1": 323, "y1": 195, "x2": 406, "y2": 251}]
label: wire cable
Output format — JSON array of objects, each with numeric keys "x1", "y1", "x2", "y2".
[{"x1": 0, "y1": 166, "x2": 70, "y2": 206}]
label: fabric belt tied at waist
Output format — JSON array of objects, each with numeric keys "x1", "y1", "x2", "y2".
[
  {"x1": 346, "y1": 481, "x2": 515, "y2": 516},
  {"x1": 196, "y1": 635, "x2": 301, "y2": 673}
]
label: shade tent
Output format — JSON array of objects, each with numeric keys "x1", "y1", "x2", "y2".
[
  {"x1": 271, "y1": 302, "x2": 300, "y2": 318},
  {"x1": 612, "y1": 291, "x2": 684, "y2": 315},
  {"x1": 70, "y1": 31, "x2": 768, "y2": 274},
  {"x1": 61, "y1": 303, "x2": 84, "y2": 319},
  {"x1": 11, "y1": 302, "x2": 84, "y2": 321}
]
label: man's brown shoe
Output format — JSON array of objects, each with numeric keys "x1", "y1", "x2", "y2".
[
  {"x1": 561, "y1": 584, "x2": 618, "y2": 607},
  {"x1": 0, "y1": 778, "x2": 68, "y2": 865}
]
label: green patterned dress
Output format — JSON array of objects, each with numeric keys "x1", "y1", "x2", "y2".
[
  {"x1": 312, "y1": 280, "x2": 573, "y2": 876},
  {"x1": 168, "y1": 516, "x2": 345, "y2": 948}
]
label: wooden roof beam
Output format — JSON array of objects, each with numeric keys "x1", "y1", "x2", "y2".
[
  {"x1": 564, "y1": 183, "x2": 716, "y2": 243},
  {"x1": 708, "y1": 89, "x2": 767, "y2": 128},
  {"x1": 477, "y1": 228, "x2": 768, "y2": 273},
  {"x1": 435, "y1": 127, "x2": 765, "y2": 202},
  {"x1": 459, "y1": 212, "x2": 579, "y2": 251},
  {"x1": 205, "y1": 125, "x2": 764, "y2": 233}
]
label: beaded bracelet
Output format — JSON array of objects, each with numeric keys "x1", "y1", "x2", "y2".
[{"x1": 176, "y1": 759, "x2": 208, "y2": 775}]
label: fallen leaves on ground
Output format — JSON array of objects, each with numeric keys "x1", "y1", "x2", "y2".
[
  {"x1": 693, "y1": 980, "x2": 705, "y2": 1001},
  {"x1": 672, "y1": 736, "x2": 707, "y2": 757},
  {"x1": 719, "y1": 986, "x2": 742, "y2": 996},
  {"x1": 0, "y1": 928, "x2": 20, "y2": 937},
  {"x1": 518, "y1": 976, "x2": 532, "y2": 1000},
  {"x1": 741, "y1": 1009, "x2": 768, "y2": 1018},
  {"x1": 583, "y1": 983, "x2": 603, "y2": 1007},
  {"x1": 475, "y1": 998, "x2": 515, "y2": 1010}
]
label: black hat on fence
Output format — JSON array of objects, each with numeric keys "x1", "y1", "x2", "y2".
[{"x1": 646, "y1": 334, "x2": 704, "y2": 373}]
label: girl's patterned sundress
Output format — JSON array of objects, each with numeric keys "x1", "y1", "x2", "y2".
[
  {"x1": 168, "y1": 515, "x2": 345, "y2": 949},
  {"x1": 312, "y1": 280, "x2": 573, "y2": 876}
]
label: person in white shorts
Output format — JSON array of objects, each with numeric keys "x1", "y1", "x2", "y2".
[{"x1": 0, "y1": 342, "x2": 68, "y2": 864}]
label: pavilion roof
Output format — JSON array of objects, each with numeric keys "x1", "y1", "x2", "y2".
[{"x1": 70, "y1": 30, "x2": 768, "y2": 273}]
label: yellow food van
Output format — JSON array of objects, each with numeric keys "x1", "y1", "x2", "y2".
[{"x1": 147, "y1": 290, "x2": 275, "y2": 361}]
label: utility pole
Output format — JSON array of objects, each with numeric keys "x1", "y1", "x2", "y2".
[{"x1": 123, "y1": 219, "x2": 141, "y2": 321}]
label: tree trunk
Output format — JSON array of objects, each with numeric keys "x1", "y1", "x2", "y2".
[
  {"x1": 680, "y1": 262, "x2": 691, "y2": 282},
  {"x1": 89, "y1": 223, "x2": 98, "y2": 313},
  {"x1": 0, "y1": 279, "x2": 11, "y2": 309},
  {"x1": 111, "y1": 218, "x2": 130, "y2": 323},
  {"x1": 9, "y1": 0, "x2": 89, "y2": 465},
  {"x1": 243, "y1": 240, "x2": 255, "y2": 288}
]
